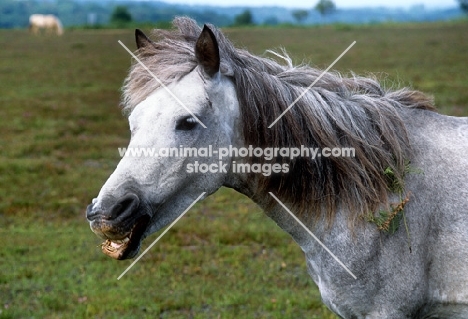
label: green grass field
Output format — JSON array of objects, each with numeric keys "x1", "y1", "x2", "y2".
[{"x1": 1, "y1": 21, "x2": 467, "y2": 318}]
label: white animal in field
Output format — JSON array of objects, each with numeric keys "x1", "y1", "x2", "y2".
[{"x1": 29, "y1": 14, "x2": 63, "y2": 36}]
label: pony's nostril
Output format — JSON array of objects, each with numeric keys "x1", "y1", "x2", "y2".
[
  {"x1": 86, "y1": 193, "x2": 140, "y2": 222},
  {"x1": 109, "y1": 193, "x2": 140, "y2": 219},
  {"x1": 86, "y1": 202, "x2": 99, "y2": 221}
]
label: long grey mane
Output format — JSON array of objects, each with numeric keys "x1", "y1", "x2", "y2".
[{"x1": 122, "y1": 17, "x2": 436, "y2": 225}]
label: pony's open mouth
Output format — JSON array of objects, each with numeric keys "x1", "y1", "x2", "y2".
[
  {"x1": 99, "y1": 214, "x2": 150, "y2": 260},
  {"x1": 101, "y1": 236, "x2": 132, "y2": 260}
]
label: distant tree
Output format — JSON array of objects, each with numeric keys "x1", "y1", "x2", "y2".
[
  {"x1": 458, "y1": 0, "x2": 468, "y2": 14},
  {"x1": 315, "y1": 0, "x2": 336, "y2": 17},
  {"x1": 110, "y1": 6, "x2": 132, "y2": 25},
  {"x1": 292, "y1": 9, "x2": 309, "y2": 24},
  {"x1": 233, "y1": 9, "x2": 254, "y2": 26}
]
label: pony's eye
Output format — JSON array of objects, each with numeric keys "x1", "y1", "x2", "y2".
[{"x1": 176, "y1": 116, "x2": 198, "y2": 131}]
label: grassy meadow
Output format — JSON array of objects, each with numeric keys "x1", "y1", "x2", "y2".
[{"x1": 1, "y1": 21, "x2": 467, "y2": 318}]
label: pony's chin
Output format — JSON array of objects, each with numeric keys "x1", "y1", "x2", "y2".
[{"x1": 99, "y1": 214, "x2": 150, "y2": 260}]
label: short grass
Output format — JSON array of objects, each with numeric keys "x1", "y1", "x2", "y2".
[
  {"x1": 1, "y1": 21, "x2": 467, "y2": 318},
  {"x1": 1, "y1": 190, "x2": 327, "y2": 318}
]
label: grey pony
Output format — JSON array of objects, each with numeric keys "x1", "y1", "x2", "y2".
[{"x1": 86, "y1": 17, "x2": 468, "y2": 318}]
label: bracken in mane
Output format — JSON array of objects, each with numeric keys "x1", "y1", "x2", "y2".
[{"x1": 122, "y1": 17, "x2": 436, "y2": 226}]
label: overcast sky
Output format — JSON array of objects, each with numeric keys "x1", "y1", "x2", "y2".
[{"x1": 158, "y1": 0, "x2": 458, "y2": 9}]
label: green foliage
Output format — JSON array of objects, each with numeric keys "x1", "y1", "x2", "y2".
[
  {"x1": 315, "y1": 0, "x2": 336, "y2": 16},
  {"x1": 383, "y1": 164, "x2": 405, "y2": 194},
  {"x1": 383, "y1": 166, "x2": 400, "y2": 193},
  {"x1": 366, "y1": 160, "x2": 422, "y2": 236},
  {"x1": 292, "y1": 9, "x2": 309, "y2": 23},
  {"x1": 233, "y1": 9, "x2": 254, "y2": 26},
  {"x1": 458, "y1": 0, "x2": 468, "y2": 14},
  {"x1": 365, "y1": 162, "x2": 419, "y2": 234},
  {"x1": 364, "y1": 199, "x2": 407, "y2": 234},
  {"x1": 383, "y1": 162, "x2": 423, "y2": 194},
  {"x1": 110, "y1": 6, "x2": 132, "y2": 26}
]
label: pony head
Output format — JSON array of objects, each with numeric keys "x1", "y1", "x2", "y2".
[{"x1": 86, "y1": 25, "x2": 240, "y2": 259}]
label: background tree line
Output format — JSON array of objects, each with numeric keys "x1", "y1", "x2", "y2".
[
  {"x1": 0, "y1": 0, "x2": 231, "y2": 28},
  {"x1": 0, "y1": 0, "x2": 465, "y2": 29}
]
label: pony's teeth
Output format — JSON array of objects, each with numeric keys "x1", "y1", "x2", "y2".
[{"x1": 111, "y1": 237, "x2": 130, "y2": 245}]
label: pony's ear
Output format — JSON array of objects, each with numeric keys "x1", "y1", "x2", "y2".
[
  {"x1": 195, "y1": 25, "x2": 220, "y2": 77},
  {"x1": 135, "y1": 29, "x2": 155, "y2": 49}
]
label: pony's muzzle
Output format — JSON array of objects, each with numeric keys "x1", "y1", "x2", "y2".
[{"x1": 86, "y1": 193, "x2": 150, "y2": 260}]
